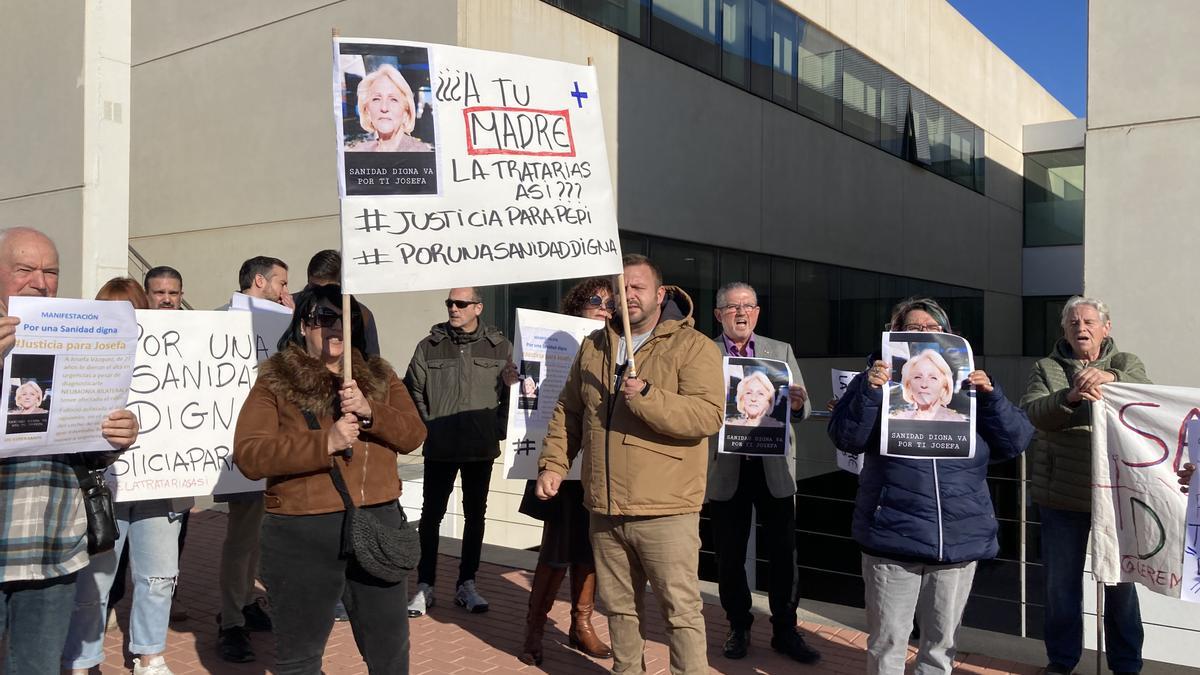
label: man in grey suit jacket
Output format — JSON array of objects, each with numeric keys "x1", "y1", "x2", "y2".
[{"x1": 706, "y1": 282, "x2": 819, "y2": 665}]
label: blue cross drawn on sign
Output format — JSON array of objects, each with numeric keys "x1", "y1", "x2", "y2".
[{"x1": 570, "y1": 81, "x2": 589, "y2": 108}]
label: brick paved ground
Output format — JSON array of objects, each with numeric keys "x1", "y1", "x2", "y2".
[{"x1": 92, "y1": 510, "x2": 1043, "y2": 674}]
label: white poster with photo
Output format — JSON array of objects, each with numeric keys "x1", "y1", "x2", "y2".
[
  {"x1": 831, "y1": 367, "x2": 865, "y2": 474},
  {"x1": 503, "y1": 309, "x2": 602, "y2": 480},
  {"x1": 333, "y1": 38, "x2": 622, "y2": 294},
  {"x1": 718, "y1": 357, "x2": 791, "y2": 457},
  {"x1": 108, "y1": 311, "x2": 263, "y2": 501},
  {"x1": 1091, "y1": 383, "x2": 1195, "y2": 600},
  {"x1": 879, "y1": 332, "x2": 976, "y2": 460},
  {"x1": 229, "y1": 292, "x2": 292, "y2": 364},
  {"x1": 0, "y1": 297, "x2": 138, "y2": 458}
]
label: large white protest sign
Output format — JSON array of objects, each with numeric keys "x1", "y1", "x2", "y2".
[
  {"x1": 831, "y1": 367, "x2": 864, "y2": 474},
  {"x1": 503, "y1": 309, "x2": 602, "y2": 481},
  {"x1": 1091, "y1": 383, "x2": 1195, "y2": 599},
  {"x1": 0, "y1": 297, "x2": 137, "y2": 458},
  {"x1": 718, "y1": 357, "x2": 792, "y2": 456},
  {"x1": 879, "y1": 332, "x2": 975, "y2": 460},
  {"x1": 332, "y1": 38, "x2": 622, "y2": 294},
  {"x1": 1184, "y1": 419, "x2": 1200, "y2": 602},
  {"x1": 108, "y1": 311, "x2": 262, "y2": 501},
  {"x1": 229, "y1": 292, "x2": 291, "y2": 363}
]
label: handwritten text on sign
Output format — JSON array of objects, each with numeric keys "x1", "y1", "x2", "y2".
[
  {"x1": 333, "y1": 38, "x2": 622, "y2": 294},
  {"x1": 108, "y1": 311, "x2": 263, "y2": 501},
  {"x1": 1091, "y1": 383, "x2": 1194, "y2": 600}
]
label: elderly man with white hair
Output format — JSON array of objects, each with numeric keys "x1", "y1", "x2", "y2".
[
  {"x1": 0, "y1": 227, "x2": 140, "y2": 672},
  {"x1": 1020, "y1": 295, "x2": 1150, "y2": 675}
]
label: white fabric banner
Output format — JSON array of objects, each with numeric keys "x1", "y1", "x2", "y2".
[
  {"x1": 1091, "y1": 382, "x2": 1194, "y2": 600},
  {"x1": 333, "y1": 38, "x2": 622, "y2": 294},
  {"x1": 108, "y1": 311, "x2": 263, "y2": 501},
  {"x1": 0, "y1": 297, "x2": 138, "y2": 457},
  {"x1": 503, "y1": 308, "x2": 602, "y2": 481}
]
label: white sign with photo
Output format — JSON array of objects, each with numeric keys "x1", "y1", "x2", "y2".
[
  {"x1": 0, "y1": 297, "x2": 138, "y2": 458},
  {"x1": 831, "y1": 367, "x2": 865, "y2": 474},
  {"x1": 879, "y1": 332, "x2": 976, "y2": 460},
  {"x1": 333, "y1": 38, "x2": 622, "y2": 294},
  {"x1": 718, "y1": 357, "x2": 792, "y2": 457},
  {"x1": 108, "y1": 311, "x2": 263, "y2": 501},
  {"x1": 503, "y1": 308, "x2": 603, "y2": 481}
]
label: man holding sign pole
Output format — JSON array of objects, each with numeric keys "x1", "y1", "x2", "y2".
[
  {"x1": 0, "y1": 227, "x2": 140, "y2": 672},
  {"x1": 538, "y1": 255, "x2": 724, "y2": 675}
]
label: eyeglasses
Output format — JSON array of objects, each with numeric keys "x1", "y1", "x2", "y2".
[
  {"x1": 718, "y1": 303, "x2": 758, "y2": 313},
  {"x1": 587, "y1": 295, "x2": 616, "y2": 311},
  {"x1": 902, "y1": 323, "x2": 943, "y2": 332},
  {"x1": 308, "y1": 307, "x2": 343, "y2": 328},
  {"x1": 445, "y1": 299, "x2": 481, "y2": 310}
]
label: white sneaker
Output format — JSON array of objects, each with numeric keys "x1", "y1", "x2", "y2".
[
  {"x1": 455, "y1": 580, "x2": 489, "y2": 613},
  {"x1": 407, "y1": 582, "x2": 435, "y2": 617},
  {"x1": 133, "y1": 657, "x2": 175, "y2": 675}
]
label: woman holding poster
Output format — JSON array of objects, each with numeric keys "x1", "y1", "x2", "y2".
[
  {"x1": 517, "y1": 277, "x2": 614, "y2": 666},
  {"x1": 233, "y1": 285, "x2": 427, "y2": 673},
  {"x1": 828, "y1": 297, "x2": 1034, "y2": 675}
]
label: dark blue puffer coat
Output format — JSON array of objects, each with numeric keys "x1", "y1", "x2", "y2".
[{"x1": 828, "y1": 370, "x2": 1034, "y2": 564}]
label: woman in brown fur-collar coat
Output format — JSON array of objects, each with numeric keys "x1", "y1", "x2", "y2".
[{"x1": 234, "y1": 283, "x2": 425, "y2": 674}]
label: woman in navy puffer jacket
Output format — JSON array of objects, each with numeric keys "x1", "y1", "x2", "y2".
[{"x1": 828, "y1": 298, "x2": 1034, "y2": 675}]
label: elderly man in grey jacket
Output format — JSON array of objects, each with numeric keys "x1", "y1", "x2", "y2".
[{"x1": 706, "y1": 282, "x2": 819, "y2": 665}]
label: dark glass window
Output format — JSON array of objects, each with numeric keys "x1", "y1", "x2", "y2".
[
  {"x1": 720, "y1": 0, "x2": 751, "y2": 86},
  {"x1": 840, "y1": 49, "x2": 881, "y2": 144},
  {"x1": 1024, "y1": 149, "x2": 1084, "y2": 247},
  {"x1": 1023, "y1": 296, "x2": 1070, "y2": 357},
  {"x1": 770, "y1": 3, "x2": 799, "y2": 107},
  {"x1": 879, "y1": 72, "x2": 909, "y2": 157},
  {"x1": 546, "y1": 0, "x2": 647, "y2": 39},
  {"x1": 796, "y1": 21, "x2": 841, "y2": 126},
  {"x1": 650, "y1": 238, "x2": 719, "y2": 336},
  {"x1": 651, "y1": 0, "x2": 720, "y2": 75},
  {"x1": 746, "y1": 0, "x2": 772, "y2": 98}
]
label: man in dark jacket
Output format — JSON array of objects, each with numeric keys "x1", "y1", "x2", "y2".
[{"x1": 405, "y1": 287, "x2": 514, "y2": 617}]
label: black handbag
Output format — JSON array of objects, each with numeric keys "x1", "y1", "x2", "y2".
[
  {"x1": 302, "y1": 411, "x2": 420, "y2": 582},
  {"x1": 68, "y1": 456, "x2": 118, "y2": 555}
]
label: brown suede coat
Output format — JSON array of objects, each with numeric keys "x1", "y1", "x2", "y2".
[{"x1": 234, "y1": 345, "x2": 426, "y2": 515}]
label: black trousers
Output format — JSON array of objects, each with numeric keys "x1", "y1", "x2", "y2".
[
  {"x1": 260, "y1": 504, "x2": 410, "y2": 675},
  {"x1": 708, "y1": 457, "x2": 799, "y2": 634},
  {"x1": 417, "y1": 460, "x2": 493, "y2": 587}
]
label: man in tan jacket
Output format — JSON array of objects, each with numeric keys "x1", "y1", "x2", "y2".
[{"x1": 537, "y1": 254, "x2": 724, "y2": 675}]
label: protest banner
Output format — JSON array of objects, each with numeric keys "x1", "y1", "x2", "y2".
[
  {"x1": 503, "y1": 308, "x2": 602, "y2": 480},
  {"x1": 879, "y1": 332, "x2": 975, "y2": 460},
  {"x1": 1184, "y1": 419, "x2": 1200, "y2": 602},
  {"x1": 108, "y1": 310, "x2": 262, "y2": 501},
  {"x1": 332, "y1": 38, "x2": 622, "y2": 294},
  {"x1": 229, "y1": 292, "x2": 292, "y2": 363},
  {"x1": 1091, "y1": 383, "x2": 1194, "y2": 600},
  {"x1": 718, "y1": 357, "x2": 791, "y2": 457},
  {"x1": 0, "y1": 297, "x2": 137, "y2": 458},
  {"x1": 831, "y1": 367, "x2": 864, "y2": 474}
]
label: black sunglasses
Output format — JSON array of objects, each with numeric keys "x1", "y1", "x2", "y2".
[
  {"x1": 445, "y1": 299, "x2": 481, "y2": 309},
  {"x1": 308, "y1": 307, "x2": 343, "y2": 328},
  {"x1": 587, "y1": 295, "x2": 616, "y2": 311}
]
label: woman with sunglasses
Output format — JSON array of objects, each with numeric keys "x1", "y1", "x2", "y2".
[
  {"x1": 518, "y1": 277, "x2": 615, "y2": 666},
  {"x1": 827, "y1": 297, "x2": 1034, "y2": 675},
  {"x1": 234, "y1": 284, "x2": 426, "y2": 673}
]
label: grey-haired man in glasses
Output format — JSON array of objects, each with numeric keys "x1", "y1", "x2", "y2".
[{"x1": 405, "y1": 287, "x2": 517, "y2": 617}]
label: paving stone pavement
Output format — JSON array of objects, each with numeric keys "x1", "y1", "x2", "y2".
[{"x1": 89, "y1": 510, "x2": 1043, "y2": 674}]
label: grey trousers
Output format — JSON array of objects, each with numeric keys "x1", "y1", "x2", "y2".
[{"x1": 862, "y1": 553, "x2": 977, "y2": 675}]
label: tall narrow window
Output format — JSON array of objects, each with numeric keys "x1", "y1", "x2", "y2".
[{"x1": 651, "y1": 0, "x2": 719, "y2": 74}]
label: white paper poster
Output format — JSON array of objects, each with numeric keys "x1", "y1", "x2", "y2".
[
  {"x1": 831, "y1": 367, "x2": 864, "y2": 474},
  {"x1": 108, "y1": 311, "x2": 263, "y2": 501},
  {"x1": 1091, "y1": 383, "x2": 1195, "y2": 600},
  {"x1": 503, "y1": 308, "x2": 602, "y2": 481},
  {"x1": 0, "y1": 297, "x2": 138, "y2": 458},
  {"x1": 1183, "y1": 419, "x2": 1200, "y2": 603},
  {"x1": 718, "y1": 357, "x2": 792, "y2": 456},
  {"x1": 879, "y1": 332, "x2": 976, "y2": 460},
  {"x1": 229, "y1": 292, "x2": 292, "y2": 363},
  {"x1": 333, "y1": 38, "x2": 622, "y2": 294}
]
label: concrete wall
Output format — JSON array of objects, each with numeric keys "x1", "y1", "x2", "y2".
[{"x1": 1083, "y1": 0, "x2": 1200, "y2": 665}]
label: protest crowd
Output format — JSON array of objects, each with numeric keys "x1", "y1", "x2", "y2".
[{"x1": 0, "y1": 223, "x2": 1194, "y2": 675}]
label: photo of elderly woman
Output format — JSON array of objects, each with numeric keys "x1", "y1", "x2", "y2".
[
  {"x1": 5, "y1": 354, "x2": 56, "y2": 435},
  {"x1": 719, "y1": 357, "x2": 791, "y2": 456},
  {"x1": 518, "y1": 360, "x2": 541, "y2": 411},
  {"x1": 880, "y1": 332, "x2": 976, "y2": 459},
  {"x1": 337, "y1": 42, "x2": 438, "y2": 196}
]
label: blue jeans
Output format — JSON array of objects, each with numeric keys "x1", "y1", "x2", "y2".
[
  {"x1": 1039, "y1": 505, "x2": 1143, "y2": 672},
  {"x1": 1, "y1": 573, "x2": 78, "y2": 672},
  {"x1": 62, "y1": 499, "x2": 183, "y2": 668}
]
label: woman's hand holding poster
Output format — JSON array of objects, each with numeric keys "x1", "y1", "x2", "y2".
[
  {"x1": 718, "y1": 357, "x2": 792, "y2": 456},
  {"x1": 879, "y1": 332, "x2": 976, "y2": 460}
]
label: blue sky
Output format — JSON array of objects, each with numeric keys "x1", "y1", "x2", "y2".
[{"x1": 946, "y1": 0, "x2": 1087, "y2": 117}]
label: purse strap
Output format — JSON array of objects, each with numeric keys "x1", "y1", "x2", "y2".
[
  {"x1": 301, "y1": 410, "x2": 357, "y2": 513},
  {"x1": 66, "y1": 454, "x2": 100, "y2": 490}
]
